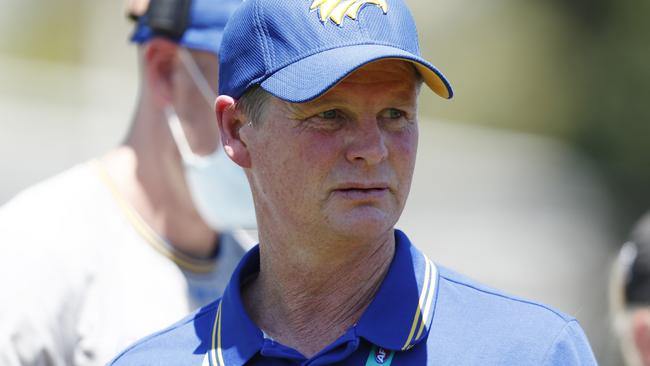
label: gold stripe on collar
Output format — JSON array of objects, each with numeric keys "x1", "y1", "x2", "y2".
[
  {"x1": 401, "y1": 254, "x2": 436, "y2": 350},
  {"x1": 210, "y1": 301, "x2": 225, "y2": 366},
  {"x1": 415, "y1": 257, "x2": 437, "y2": 341}
]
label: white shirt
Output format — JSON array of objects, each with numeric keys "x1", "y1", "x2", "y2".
[{"x1": 0, "y1": 161, "x2": 252, "y2": 366}]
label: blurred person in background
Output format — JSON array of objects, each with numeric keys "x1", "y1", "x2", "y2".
[
  {"x1": 612, "y1": 213, "x2": 650, "y2": 366},
  {"x1": 0, "y1": 0, "x2": 252, "y2": 365}
]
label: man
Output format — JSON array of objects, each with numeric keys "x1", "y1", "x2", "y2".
[
  {"x1": 611, "y1": 213, "x2": 650, "y2": 366},
  {"x1": 0, "y1": 0, "x2": 251, "y2": 365},
  {"x1": 110, "y1": 0, "x2": 598, "y2": 364}
]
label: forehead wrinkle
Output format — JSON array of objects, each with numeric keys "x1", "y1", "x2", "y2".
[
  {"x1": 338, "y1": 70, "x2": 417, "y2": 100},
  {"x1": 343, "y1": 59, "x2": 418, "y2": 83},
  {"x1": 329, "y1": 79, "x2": 417, "y2": 107},
  {"x1": 329, "y1": 71, "x2": 416, "y2": 98}
]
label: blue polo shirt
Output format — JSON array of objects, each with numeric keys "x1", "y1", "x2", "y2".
[{"x1": 110, "y1": 230, "x2": 597, "y2": 365}]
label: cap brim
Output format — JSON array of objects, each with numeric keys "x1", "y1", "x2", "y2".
[{"x1": 260, "y1": 44, "x2": 453, "y2": 103}]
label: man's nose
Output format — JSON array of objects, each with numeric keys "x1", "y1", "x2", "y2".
[{"x1": 344, "y1": 119, "x2": 388, "y2": 166}]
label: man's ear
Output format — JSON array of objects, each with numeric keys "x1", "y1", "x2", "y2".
[
  {"x1": 215, "y1": 95, "x2": 252, "y2": 168},
  {"x1": 143, "y1": 38, "x2": 178, "y2": 107}
]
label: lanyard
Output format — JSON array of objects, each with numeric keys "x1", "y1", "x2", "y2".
[{"x1": 365, "y1": 346, "x2": 395, "y2": 366}]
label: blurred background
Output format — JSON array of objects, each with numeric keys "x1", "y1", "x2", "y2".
[{"x1": 0, "y1": 0, "x2": 648, "y2": 364}]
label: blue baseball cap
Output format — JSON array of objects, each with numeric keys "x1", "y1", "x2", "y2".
[
  {"x1": 130, "y1": 0, "x2": 243, "y2": 56},
  {"x1": 219, "y1": 0, "x2": 453, "y2": 103}
]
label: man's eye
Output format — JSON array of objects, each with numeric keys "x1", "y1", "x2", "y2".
[
  {"x1": 318, "y1": 110, "x2": 338, "y2": 119},
  {"x1": 382, "y1": 108, "x2": 404, "y2": 119},
  {"x1": 302, "y1": 109, "x2": 345, "y2": 131},
  {"x1": 379, "y1": 108, "x2": 413, "y2": 131}
]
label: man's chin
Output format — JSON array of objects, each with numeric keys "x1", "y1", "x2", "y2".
[{"x1": 327, "y1": 208, "x2": 397, "y2": 238}]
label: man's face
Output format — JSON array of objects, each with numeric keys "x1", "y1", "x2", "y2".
[
  {"x1": 172, "y1": 50, "x2": 220, "y2": 155},
  {"x1": 244, "y1": 60, "x2": 419, "y2": 240}
]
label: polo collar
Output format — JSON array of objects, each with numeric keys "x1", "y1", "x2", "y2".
[
  {"x1": 355, "y1": 229, "x2": 439, "y2": 351},
  {"x1": 207, "y1": 229, "x2": 438, "y2": 365},
  {"x1": 207, "y1": 247, "x2": 264, "y2": 366}
]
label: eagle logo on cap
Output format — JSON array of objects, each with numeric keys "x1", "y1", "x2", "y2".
[{"x1": 311, "y1": 0, "x2": 389, "y2": 26}]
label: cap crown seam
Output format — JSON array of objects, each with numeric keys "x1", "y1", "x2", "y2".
[
  {"x1": 258, "y1": 1, "x2": 277, "y2": 69},
  {"x1": 411, "y1": 21, "x2": 421, "y2": 54},
  {"x1": 356, "y1": 9, "x2": 370, "y2": 38},
  {"x1": 253, "y1": 0, "x2": 272, "y2": 77}
]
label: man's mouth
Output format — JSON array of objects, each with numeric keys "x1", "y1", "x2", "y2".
[{"x1": 332, "y1": 184, "x2": 390, "y2": 200}]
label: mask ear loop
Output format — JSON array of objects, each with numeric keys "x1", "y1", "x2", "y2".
[
  {"x1": 172, "y1": 49, "x2": 224, "y2": 161},
  {"x1": 165, "y1": 106, "x2": 202, "y2": 165},
  {"x1": 177, "y1": 48, "x2": 218, "y2": 108}
]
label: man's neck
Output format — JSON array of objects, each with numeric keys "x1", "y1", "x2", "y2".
[
  {"x1": 242, "y1": 231, "x2": 395, "y2": 358},
  {"x1": 100, "y1": 110, "x2": 217, "y2": 258}
]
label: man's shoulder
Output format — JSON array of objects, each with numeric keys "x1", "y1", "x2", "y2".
[
  {"x1": 435, "y1": 265, "x2": 575, "y2": 324},
  {"x1": 109, "y1": 300, "x2": 220, "y2": 366},
  {"x1": 428, "y1": 265, "x2": 597, "y2": 364}
]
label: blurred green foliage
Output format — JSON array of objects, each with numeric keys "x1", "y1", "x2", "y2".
[{"x1": 556, "y1": 0, "x2": 650, "y2": 230}]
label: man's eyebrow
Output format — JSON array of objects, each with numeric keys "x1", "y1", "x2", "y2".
[
  {"x1": 303, "y1": 97, "x2": 350, "y2": 108},
  {"x1": 287, "y1": 97, "x2": 351, "y2": 115}
]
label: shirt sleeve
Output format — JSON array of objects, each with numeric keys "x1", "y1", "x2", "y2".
[{"x1": 542, "y1": 320, "x2": 599, "y2": 366}]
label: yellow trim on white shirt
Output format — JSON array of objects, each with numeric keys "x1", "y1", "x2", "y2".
[{"x1": 92, "y1": 160, "x2": 216, "y2": 273}]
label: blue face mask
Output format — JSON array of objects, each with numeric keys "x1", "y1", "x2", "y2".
[{"x1": 166, "y1": 50, "x2": 257, "y2": 230}]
